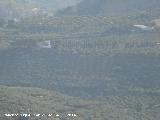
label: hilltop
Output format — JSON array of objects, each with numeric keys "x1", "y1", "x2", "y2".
[
  {"x1": 57, "y1": 0, "x2": 160, "y2": 16},
  {"x1": 27, "y1": 0, "x2": 82, "y2": 10},
  {"x1": 0, "y1": 0, "x2": 82, "y2": 22}
]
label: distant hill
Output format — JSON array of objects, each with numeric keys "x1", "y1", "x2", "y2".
[
  {"x1": 57, "y1": 0, "x2": 160, "y2": 16},
  {"x1": 0, "y1": 0, "x2": 81, "y2": 20},
  {"x1": 0, "y1": 0, "x2": 38, "y2": 20},
  {"x1": 27, "y1": 0, "x2": 82, "y2": 10}
]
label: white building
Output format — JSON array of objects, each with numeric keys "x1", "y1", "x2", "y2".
[
  {"x1": 133, "y1": 25, "x2": 154, "y2": 31},
  {"x1": 38, "y1": 40, "x2": 52, "y2": 48}
]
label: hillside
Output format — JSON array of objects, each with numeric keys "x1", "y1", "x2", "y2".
[
  {"x1": 0, "y1": 4, "x2": 160, "y2": 99},
  {"x1": 57, "y1": 0, "x2": 160, "y2": 16},
  {"x1": 0, "y1": 85, "x2": 160, "y2": 120},
  {"x1": 0, "y1": 0, "x2": 40, "y2": 20},
  {"x1": 0, "y1": 0, "x2": 81, "y2": 21},
  {"x1": 27, "y1": 0, "x2": 82, "y2": 10},
  {"x1": 0, "y1": 1, "x2": 160, "y2": 120}
]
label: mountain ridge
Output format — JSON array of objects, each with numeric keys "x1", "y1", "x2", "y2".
[{"x1": 57, "y1": 0, "x2": 160, "y2": 16}]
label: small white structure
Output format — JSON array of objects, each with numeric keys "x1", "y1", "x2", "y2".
[
  {"x1": 32, "y1": 8, "x2": 39, "y2": 14},
  {"x1": 56, "y1": 114, "x2": 60, "y2": 117},
  {"x1": 13, "y1": 18, "x2": 19, "y2": 22},
  {"x1": 38, "y1": 40, "x2": 52, "y2": 48},
  {"x1": 133, "y1": 25, "x2": 154, "y2": 31},
  {"x1": 32, "y1": 8, "x2": 38, "y2": 11}
]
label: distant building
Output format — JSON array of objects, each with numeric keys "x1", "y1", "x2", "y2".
[
  {"x1": 37, "y1": 40, "x2": 52, "y2": 48},
  {"x1": 133, "y1": 25, "x2": 154, "y2": 31}
]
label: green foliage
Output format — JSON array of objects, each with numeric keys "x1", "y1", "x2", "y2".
[{"x1": 1, "y1": 85, "x2": 160, "y2": 120}]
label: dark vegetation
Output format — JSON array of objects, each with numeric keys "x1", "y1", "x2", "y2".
[{"x1": 58, "y1": 0, "x2": 160, "y2": 16}]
